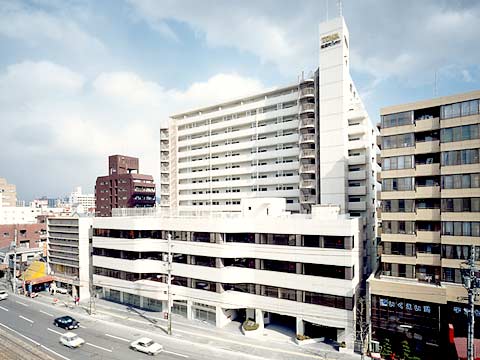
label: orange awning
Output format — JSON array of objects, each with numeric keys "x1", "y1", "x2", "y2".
[{"x1": 25, "y1": 275, "x2": 54, "y2": 285}]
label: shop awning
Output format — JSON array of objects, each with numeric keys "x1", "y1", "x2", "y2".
[
  {"x1": 25, "y1": 275, "x2": 54, "y2": 285},
  {"x1": 21, "y1": 260, "x2": 48, "y2": 283},
  {"x1": 454, "y1": 337, "x2": 480, "y2": 360}
]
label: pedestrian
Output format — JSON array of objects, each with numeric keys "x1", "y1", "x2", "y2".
[{"x1": 75, "y1": 296, "x2": 79, "y2": 306}]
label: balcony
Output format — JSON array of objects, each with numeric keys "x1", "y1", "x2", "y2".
[
  {"x1": 348, "y1": 109, "x2": 364, "y2": 121},
  {"x1": 300, "y1": 195, "x2": 316, "y2": 203},
  {"x1": 415, "y1": 140, "x2": 440, "y2": 154},
  {"x1": 416, "y1": 208, "x2": 441, "y2": 221},
  {"x1": 300, "y1": 118, "x2": 315, "y2": 128},
  {"x1": 348, "y1": 154, "x2": 366, "y2": 165},
  {"x1": 348, "y1": 170, "x2": 366, "y2": 180},
  {"x1": 416, "y1": 253, "x2": 441, "y2": 266},
  {"x1": 348, "y1": 201, "x2": 366, "y2": 211},
  {"x1": 415, "y1": 163, "x2": 440, "y2": 176},
  {"x1": 376, "y1": 153, "x2": 381, "y2": 165},
  {"x1": 416, "y1": 231, "x2": 441, "y2": 243},
  {"x1": 300, "y1": 149, "x2": 315, "y2": 159},
  {"x1": 300, "y1": 164, "x2": 316, "y2": 173},
  {"x1": 300, "y1": 180, "x2": 316, "y2": 189},
  {"x1": 299, "y1": 103, "x2": 315, "y2": 113},
  {"x1": 348, "y1": 185, "x2": 366, "y2": 196},
  {"x1": 415, "y1": 185, "x2": 440, "y2": 198},
  {"x1": 300, "y1": 134, "x2": 315, "y2": 143},
  {"x1": 415, "y1": 117, "x2": 440, "y2": 132},
  {"x1": 299, "y1": 87, "x2": 315, "y2": 98}
]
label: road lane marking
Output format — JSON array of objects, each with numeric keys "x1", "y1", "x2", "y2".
[
  {"x1": 0, "y1": 305, "x2": 8, "y2": 311},
  {"x1": 40, "y1": 310, "x2": 53, "y2": 317},
  {"x1": 16, "y1": 300, "x2": 29, "y2": 307},
  {"x1": 0, "y1": 321, "x2": 71, "y2": 360},
  {"x1": 164, "y1": 350, "x2": 189, "y2": 358},
  {"x1": 47, "y1": 327, "x2": 63, "y2": 335},
  {"x1": 86, "y1": 342, "x2": 113, "y2": 352},
  {"x1": 105, "y1": 333, "x2": 129, "y2": 342},
  {"x1": 19, "y1": 315, "x2": 34, "y2": 324}
]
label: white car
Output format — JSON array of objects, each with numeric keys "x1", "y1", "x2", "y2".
[
  {"x1": 0, "y1": 290, "x2": 8, "y2": 300},
  {"x1": 129, "y1": 337, "x2": 163, "y2": 355},
  {"x1": 55, "y1": 287, "x2": 68, "y2": 294},
  {"x1": 59, "y1": 332, "x2": 85, "y2": 348}
]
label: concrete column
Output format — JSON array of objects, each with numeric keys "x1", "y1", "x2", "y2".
[
  {"x1": 215, "y1": 307, "x2": 233, "y2": 328},
  {"x1": 187, "y1": 300, "x2": 193, "y2": 320},
  {"x1": 246, "y1": 308, "x2": 255, "y2": 321},
  {"x1": 119, "y1": 291, "x2": 124, "y2": 304},
  {"x1": 255, "y1": 233, "x2": 260, "y2": 244},
  {"x1": 255, "y1": 259, "x2": 261, "y2": 270},
  {"x1": 296, "y1": 234, "x2": 302, "y2": 246},
  {"x1": 254, "y1": 308, "x2": 264, "y2": 330},
  {"x1": 296, "y1": 317, "x2": 305, "y2": 336},
  {"x1": 139, "y1": 296, "x2": 144, "y2": 309},
  {"x1": 216, "y1": 258, "x2": 224, "y2": 268},
  {"x1": 216, "y1": 282, "x2": 224, "y2": 293}
]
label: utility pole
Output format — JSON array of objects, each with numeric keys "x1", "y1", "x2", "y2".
[
  {"x1": 167, "y1": 233, "x2": 173, "y2": 335},
  {"x1": 12, "y1": 227, "x2": 17, "y2": 294},
  {"x1": 462, "y1": 245, "x2": 480, "y2": 360}
]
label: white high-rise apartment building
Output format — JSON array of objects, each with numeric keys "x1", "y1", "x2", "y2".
[{"x1": 161, "y1": 17, "x2": 380, "y2": 276}]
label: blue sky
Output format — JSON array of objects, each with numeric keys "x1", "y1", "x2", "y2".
[{"x1": 1, "y1": 0, "x2": 479, "y2": 201}]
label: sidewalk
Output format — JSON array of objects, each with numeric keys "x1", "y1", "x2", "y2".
[{"x1": 25, "y1": 291, "x2": 361, "y2": 360}]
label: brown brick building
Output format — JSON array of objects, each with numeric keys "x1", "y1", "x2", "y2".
[
  {"x1": 95, "y1": 155, "x2": 156, "y2": 217},
  {"x1": 0, "y1": 223, "x2": 47, "y2": 249}
]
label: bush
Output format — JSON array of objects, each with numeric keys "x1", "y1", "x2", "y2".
[
  {"x1": 296, "y1": 334, "x2": 311, "y2": 341},
  {"x1": 340, "y1": 341, "x2": 346, "y2": 348},
  {"x1": 242, "y1": 318, "x2": 259, "y2": 331}
]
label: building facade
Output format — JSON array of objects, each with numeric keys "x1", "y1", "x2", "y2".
[
  {"x1": 92, "y1": 199, "x2": 361, "y2": 349},
  {"x1": 0, "y1": 177, "x2": 17, "y2": 207},
  {"x1": 95, "y1": 155, "x2": 156, "y2": 217},
  {"x1": 368, "y1": 90, "x2": 480, "y2": 358},
  {"x1": 69, "y1": 186, "x2": 95, "y2": 211},
  {"x1": 0, "y1": 223, "x2": 47, "y2": 249},
  {"x1": 162, "y1": 17, "x2": 379, "y2": 277},
  {"x1": 47, "y1": 215, "x2": 92, "y2": 300}
]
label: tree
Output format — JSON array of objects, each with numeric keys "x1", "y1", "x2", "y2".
[
  {"x1": 399, "y1": 340, "x2": 411, "y2": 360},
  {"x1": 356, "y1": 296, "x2": 370, "y2": 360},
  {"x1": 381, "y1": 338, "x2": 392, "y2": 359}
]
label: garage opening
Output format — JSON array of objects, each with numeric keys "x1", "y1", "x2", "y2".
[{"x1": 304, "y1": 321, "x2": 338, "y2": 341}]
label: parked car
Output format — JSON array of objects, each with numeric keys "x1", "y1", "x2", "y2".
[
  {"x1": 0, "y1": 290, "x2": 8, "y2": 300},
  {"x1": 54, "y1": 316, "x2": 79, "y2": 330},
  {"x1": 59, "y1": 332, "x2": 85, "y2": 348},
  {"x1": 129, "y1": 337, "x2": 163, "y2": 355},
  {"x1": 55, "y1": 287, "x2": 68, "y2": 294}
]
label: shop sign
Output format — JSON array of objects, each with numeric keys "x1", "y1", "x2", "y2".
[
  {"x1": 379, "y1": 298, "x2": 431, "y2": 314},
  {"x1": 453, "y1": 306, "x2": 480, "y2": 317},
  {"x1": 321, "y1": 32, "x2": 341, "y2": 49}
]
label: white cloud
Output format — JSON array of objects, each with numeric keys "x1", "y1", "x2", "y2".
[
  {"x1": 0, "y1": 60, "x2": 266, "y2": 199},
  {"x1": 0, "y1": 1, "x2": 106, "y2": 56}
]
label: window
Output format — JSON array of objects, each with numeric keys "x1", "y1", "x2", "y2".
[
  {"x1": 382, "y1": 199, "x2": 415, "y2": 212},
  {"x1": 382, "y1": 155, "x2": 414, "y2": 170},
  {"x1": 441, "y1": 124, "x2": 480, "y2": 143},
  {"x1": 441, "y1": 99, "x2": 479, "y2": 119},
  {"x1": 382, "y1": 133, "x2": 414, "y2": 149},
  {"x1": 442, "y1": 174, "x2": 480, "y2": 189},
  {"x1": 441, "y1": 149, "x2": 480, "y2": 166},
  {"x1": 382, "y1": 177, "x2": 414, "y2": 191},
  {"x1": 382, "y1": 111, "x2": 413, "y2": 128},
  {"x1": 442, "y1": 222, "x2": 480, "y2": 237}
]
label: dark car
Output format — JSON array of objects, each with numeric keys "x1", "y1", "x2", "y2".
[{"x1": 53, "y1": 316, "x2": 79, "y2": 330}]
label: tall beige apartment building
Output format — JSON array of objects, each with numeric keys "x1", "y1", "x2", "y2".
[
  {"x1": 0, "y1": 177, "x2": 17, "y2": 207},
  {"x1": 368, "y1": 90, "x2": 480, "y2": 359}
]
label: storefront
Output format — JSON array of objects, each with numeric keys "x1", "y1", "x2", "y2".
[{"x1": 370, "y1": 295, "x2": 442, "y2": 359}]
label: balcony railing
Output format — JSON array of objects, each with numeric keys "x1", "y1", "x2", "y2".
[
  {"x1": 299, "y1": 87, "x2": 315, "y2": 97},
  {"x1": 300, "y1": 134, "x2": 315, "y2": 143},
  {"x1": 300, "y1": 149, "x2": 315, "y2": 158},
  {"x1": 300, "y1": 103, "x2": 315, "y2": 112}
]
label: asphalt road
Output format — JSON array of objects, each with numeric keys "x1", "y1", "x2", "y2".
[{"x1": 0, "y1": 295, "x2": 260, "y2": 360}]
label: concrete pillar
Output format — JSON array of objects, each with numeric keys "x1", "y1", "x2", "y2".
[
  {"x1": 246, "y1": 308, "x2": 255, "y2": 321},
  {"x1": 296, "y1": 234, "x2": 302, "y2": 246},
  {"x1": 255, "y1": 233, "x2": 260, "y2": 244},
  {"x1": 216, "y1": 282, "x2": 224, "y2": 293},
  {"x1": 215, "y1": 307, "x2": 232, "y2": 328},
  {"x1": 296, "y1": 317, "x2": 305, "y2": 336},
  {"x1": 216, "y1": 258, "x2": 224, "y2": 268},
  {"x1": 119, "y1": 291, "x2": 124, "y2": 304},
  {"x1": 255, "y1": 259, "x2": 261, "y2": 270},
  {"x1": 255, "y1": 308, "x2": 264, "y2": 330},
  {"x1": 139, "y1": 296, "x2": 144, "y2": 309},
  {"x1": 187, "y1": 300, "x2": 193, "y2": 320}
]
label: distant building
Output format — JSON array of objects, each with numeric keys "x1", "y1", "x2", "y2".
[
  {"x1": 95, "y1": 155, "x2": 156, "y2": 217},
  {"x1": 47, "y1": 215, "x2": 92, "y2": 300},
  {"x1": 0, "y1": 178, "x2": 17, "y2": 207},
  {"x1": 69, "y1": 186, "x2": 95, "y2": 211}
]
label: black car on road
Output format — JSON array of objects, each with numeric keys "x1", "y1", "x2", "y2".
[{"x1": 53, "y1": 316, "x2": 79, "y2": 330}]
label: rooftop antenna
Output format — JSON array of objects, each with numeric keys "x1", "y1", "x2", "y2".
[{"x1": 337, "y1": 0, "x2": 343, "y2": 17}]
